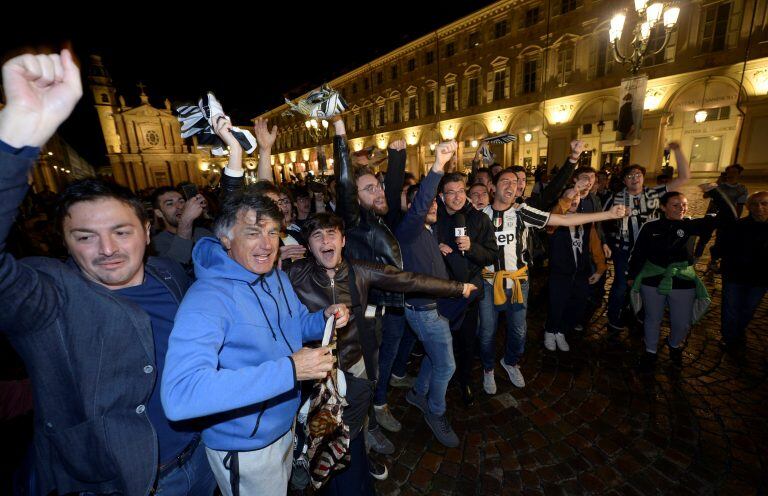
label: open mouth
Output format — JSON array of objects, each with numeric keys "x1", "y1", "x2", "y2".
[
  {"x1": 252, "y1": 254, "x2": 272, "y2": 264},
  {"x1": 320, "y1": 247, "x2": 336, "y2": 257}
]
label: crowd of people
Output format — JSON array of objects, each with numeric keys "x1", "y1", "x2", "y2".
[{"x1": 1, "y1": 50, "x2": 766, "y2": 496}]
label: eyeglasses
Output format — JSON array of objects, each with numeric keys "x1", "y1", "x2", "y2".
[
  {"x1": 360, "y1": 184, "x2": 384, "y2": 194},
  {"x1": 625, "y1": 173, "x2": 643, "y2": 180},
  {"x1": 276, "y1": 199, "x2": 291, "y2": 205}
]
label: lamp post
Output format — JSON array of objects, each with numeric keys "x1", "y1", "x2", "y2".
[
  {"x1": 609, "y1": 1, "x2": 679, "y2": 165},
  {"x1": 609, "y1": 1, "x2": 680, "y2": 75}
]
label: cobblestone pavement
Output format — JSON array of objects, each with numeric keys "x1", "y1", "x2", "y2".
[{"x1": 372, "y1": 180, "x2": 768, "y2": 495}]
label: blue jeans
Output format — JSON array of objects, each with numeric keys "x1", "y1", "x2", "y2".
[
  {"x1": 373, "y1": 308, "x2": 406, "y2": 406},
  {"x1": 405, "y1": 307, "x2": 455, "y2": 416},
  {"x1": 391, "y1": 326, "x2": 416, "y2": 378},
  {"x1": 80, "y1": 439, "x2": 216, "y2": 496},
  {"x1": 478, "y1": 278, "x2": 530, "y2": 369},
  {"x1": 721, "y1": 282, "x2": 767, "y2": 343},
  {"x1": 607, "y1": 248, "x2": 630, "y2": 328},
  {"x1": 155, "y1": 440, "x2": 217, "y2": 496}
]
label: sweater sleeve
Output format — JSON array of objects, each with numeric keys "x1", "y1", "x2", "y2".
[
  {"x1": 161, "y1": 286, "x2": 297, "y2": 421},
  {"x1": 589, "y1": 226, "x2": 607, "y2": 274}
]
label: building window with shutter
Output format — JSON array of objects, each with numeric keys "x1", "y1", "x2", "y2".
[
  {"x1": 701, "y1": 2, "x2": 732, "y2": 53},
  {"x1": 556, "y1": 47, "x2": 574, "y2": 86},
  {"x1": 393, "y1": 101, "x2": 401, "y2": 123},
  {"x1": 426, "y1": 90, "x2": 436, "y2": 116},
  {"x1": 408, "y1": 96, "x2": 417, "y2": 120},
  {"x1": 468, "y1": 77, "x2": 480, "y2": 107},
  {"x1": 523, "y1": 58, "x2": 538, "y2": 94},
  {"x1": 408, "y1": 58, "x2": 416, "y2": 72},
  {"x1": 494, "y1": 20, "x2": 508, "y2": 39},
  {"x1": 391, "y1": 65, "x2": 398, "y2": 80},
  {"x1": 378, "y1": 107, "x2": 386, "y2": 127},
  {"x1": 445, "y1": 42, "x2": 455, "y2": 58},
  {"x1": 554, "y1": 0, "x2": 581, "y2": 16},
  {"x1": 354, "y1": 114, "x2": 361, "y2": 131},
  {"x1": 468, "y1": 32, "x2": 481, "y2": 49},
  {"x1": 644, "y1": 24, "x2": 676, "y2": 66},
  {"x1": 593, "y1": 35, "x2": 612, "y2": 79},
  {"x1": 426, "y1": 51, "x2": 434, "y2": 65},
  {"x1": 493, "y1": 70, "x2": 506, "y2": 101},
  {"x1": 446, "y1": 85, "x2": 456, "y2": 112},
  {"x1": 523, "y1": 6, "x2": 541, "y2": 27}
]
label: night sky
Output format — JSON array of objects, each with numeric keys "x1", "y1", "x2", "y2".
[{"x1": 0, "y1": 2, "x2": 494, "y2": 166}]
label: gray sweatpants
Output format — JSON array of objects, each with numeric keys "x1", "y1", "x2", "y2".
[
  {"x1": 205, "y1": 427, "x2": 293, "y2": 496},
  {"x1": 640, "y1": 285, "x2": 696, "y2": 353}
]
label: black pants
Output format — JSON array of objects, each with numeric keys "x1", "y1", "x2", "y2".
[
  {"x1": 545, "y1": 273, "x2": 590, "y2": 334},
  {"x1": 316, "y1": 434, "x2": 375, "y2": 496},
  {"x1": 452, "y1": 299, "x2": 479, "y2": 387}
]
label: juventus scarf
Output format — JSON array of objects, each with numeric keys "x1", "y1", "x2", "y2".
[{"x1": 176, "y1": 92, "x2": 257, "y2": 156}]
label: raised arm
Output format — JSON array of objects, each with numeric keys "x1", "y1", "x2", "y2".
[
  {"x1": 548, "y1": 204, "x2": 627, "y2": 227},
  {"x1": 0, "y1": 50, "x2": 82, "y2": 333},
  {"x1": 665, "y1": 141, "x2": 691, "y2": 191},
  {"x1": 528, "y1": 140, "x2": 584, "y2": 209},
  {"x1": 254, "y1": 117, "x2": 278, "y2": 182},
  {"x1": 356, "y1": 260, "x2": 472, "y2": 299},
  {"x1": 332, "y1": 116, "x2": 361, "y2": 228},
  {"x1": 396, "y1": 141, "x2": 455, "y2": 242},
  {"x1": 383, "y1": 139, "x2": 407, "y2": 229},
  {"x1": 214, "y1": 115, "x2": 246, "y2": 201}
]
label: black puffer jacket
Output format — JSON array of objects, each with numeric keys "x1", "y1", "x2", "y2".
[
  {"x1": 284, "y1": 257, "x2": 464, "y2": 373},
  {"x1": 335, "y1": 135, "x2": 405, "y2": 307}
]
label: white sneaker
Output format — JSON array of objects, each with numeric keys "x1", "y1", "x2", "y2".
[
  {"x1": 483, "y1": 370, "x2": 497, "y2": 395},
  {"x1": 555, "y1": 333, "x2": 570, "y2": 352},
  {"x1": 544, "y1": 332, "x2": 556, "y2": 351},
  {"x1": 500, "y1": 359, "x2": 525, "y2": 388}
]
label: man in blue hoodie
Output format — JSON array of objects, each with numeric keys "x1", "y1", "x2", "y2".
[{"x1": 161, "y1": 193, "x2": 349, "y2": 496}]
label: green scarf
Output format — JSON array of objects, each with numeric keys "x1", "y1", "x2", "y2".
[{"x1": 630, "y1": 261, "x2": 711, "y2": 324}]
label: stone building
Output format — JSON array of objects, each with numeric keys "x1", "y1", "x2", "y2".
[
  {"x1": 89, "y1": 55, "x2": 218, "y2": 192},
  {"x1": 256, "y1": 0, "x2": 768, "y2": 180}
]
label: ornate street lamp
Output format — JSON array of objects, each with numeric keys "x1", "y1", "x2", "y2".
[
  {"x1": 304, "y1": 118, "x2": 329, "y2": 143},
  {"x1": 609, "y1": 1, "x2": 680, "y2": 75}
]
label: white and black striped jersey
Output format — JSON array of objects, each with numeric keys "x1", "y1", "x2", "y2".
[
  {"x1": 604, "y1": 185, "x2": 667, "y2": 251},
  {"x1": 482, "y1": 204, "x2": 550, "y2": 275}
]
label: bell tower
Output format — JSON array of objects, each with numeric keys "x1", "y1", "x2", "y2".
[{"x1": 88, "y1": 55, "x2": 122, "y2": 154}]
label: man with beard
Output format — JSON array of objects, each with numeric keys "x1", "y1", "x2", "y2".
[
  {"x1": 151, "y1": 187, "x2": 213, "y2": 265},
  {"x1": 283, "y1": 212, "x2": 472, "y2": 491},
  {"x1": 333, "y1": 117, "x2": 410, "y2": 452},
  {"x1": 435, "y1": 172, "x2": 499, "y2": 406},
  {"x1": 396, "y1": 140, "x2": 477, "y2": 444}
]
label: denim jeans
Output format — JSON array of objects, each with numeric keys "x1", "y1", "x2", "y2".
[
  {"x1": 373, "y1": 307, "x2": 406, "y2": 406},
  {"x1": 80, "y1": 439, "x2": 216, "y2": 496},
  {"x1": 391, "y1": 325, "x2": 416, "y2": 378},
  {"x1": 721, "y1": 282, "x2": 767, "y2": 343},
  {"x1": 478, "y1": 278, "x2": 530, "y2": 369},
  {"x1": 607, "y1": 248, "x2": 630, "y2": 328},
  {"x1": 405, "y1": 307, "x2": 455, "y2": 416},
  {"x1": 155, "y1": 439, "x2": 216, "y2": 496}
]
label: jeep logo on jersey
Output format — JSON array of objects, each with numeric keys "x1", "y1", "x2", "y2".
[{"x1": 496, "y1": 230, "x2": 515, "y2": 246}]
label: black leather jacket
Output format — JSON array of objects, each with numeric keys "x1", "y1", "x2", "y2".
[
  {"x1": 335, "y1": 135, "x2": 405, "y2": 307},
  {"x1": 284, "y1": 257, "x2": 464, "y2": 373}
]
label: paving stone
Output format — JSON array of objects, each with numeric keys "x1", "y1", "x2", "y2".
[{"x1": 372, "y1": 182, "x2": 768, "y2": 495}]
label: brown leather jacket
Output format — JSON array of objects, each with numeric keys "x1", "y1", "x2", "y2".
[{"x1": 284, "y1": 257, "x2": 464, "y2": 373}]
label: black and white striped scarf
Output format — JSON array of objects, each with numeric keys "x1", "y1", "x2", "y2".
[{"x1": 176, "y1": 92, "x2": 256, "y2": 156}]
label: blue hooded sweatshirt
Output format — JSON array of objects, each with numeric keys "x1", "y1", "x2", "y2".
[{"x1": 161, "y1": 237, "x2": 325, "y2": 451}]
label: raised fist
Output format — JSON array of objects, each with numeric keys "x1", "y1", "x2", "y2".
[
  {"x1": 434, "y1": 140, "x2": 457, "y2": 169},
  {"x1": 570, "y1": 140, "x2": 586, "y2": 159},
  {"x1": 389, "y1": 139, "x2": 406, "y2": 151},
  {"x1": 0, "y1": 50, "x2": 83, "y2": 148}
]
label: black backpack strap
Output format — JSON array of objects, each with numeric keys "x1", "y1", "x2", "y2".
[{"x1": 345, "y1": 261, "x2": 378, "y2": 383}]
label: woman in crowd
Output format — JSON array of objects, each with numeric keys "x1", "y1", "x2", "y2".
[
  {"x1": 627, "y1": 185, "x2": 736, "y2": 369},
  {"x1": 543, "y1": 186, "x2": 607, "y2": 352}
]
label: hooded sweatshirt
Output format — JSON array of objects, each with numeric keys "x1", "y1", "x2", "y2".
[{"x1": 161, "y1": 237, "x2": 325, "y2": 451}]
